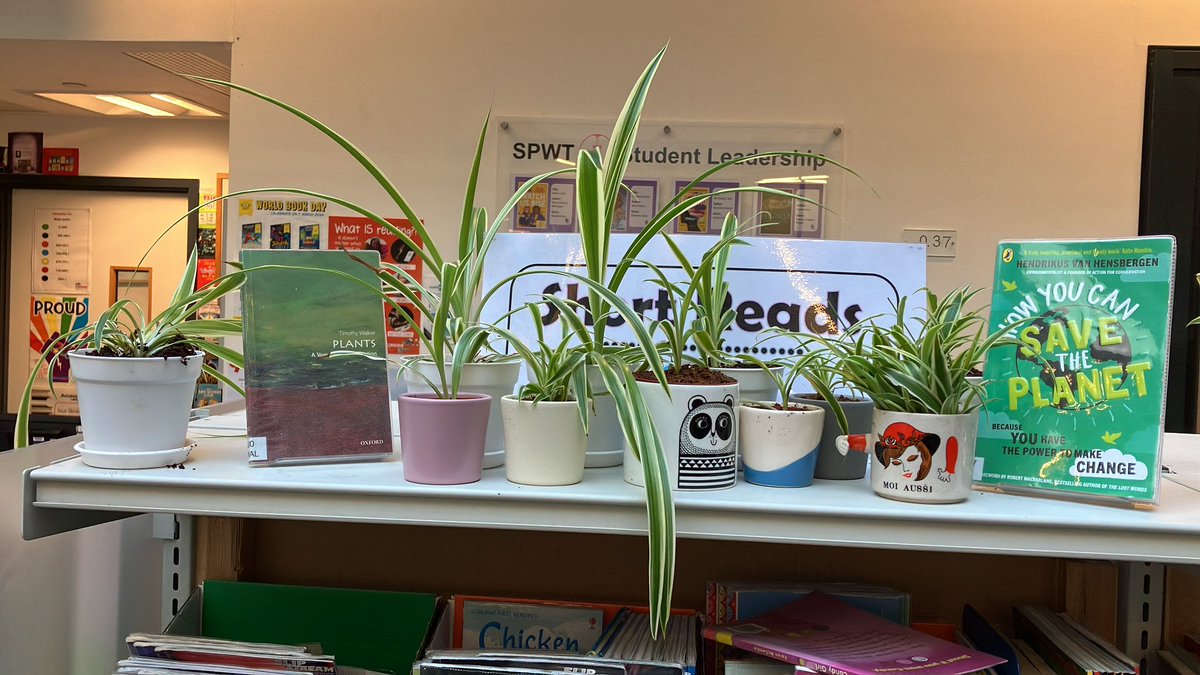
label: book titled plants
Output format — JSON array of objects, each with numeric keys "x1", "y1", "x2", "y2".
[
  {"x1": 241, "y1": 249, "x2": 392, "y2": 465},
  {"x1": 976, "y1": 237, "x2": 1175, "y2": 504},
  {"x1": 703, "y1": 591, "x2": 1004, "y2": 675}
]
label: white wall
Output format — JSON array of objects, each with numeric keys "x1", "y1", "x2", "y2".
[
  {"x1": 0, "y1": 0, "x2": 233, "y2": 42},
  {"x1": 226, "y1": 0, "x2": 1200, "y2": 293},
  {"x1": 0, "y1": 115, "x2": 228, "y2": 180}
]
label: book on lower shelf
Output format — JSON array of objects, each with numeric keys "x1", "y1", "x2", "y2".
[
  {"x1": 240, "y1": 249, "x2": 393, "y2": 466},
  {"x1": 703, "y1": 591, "x2": 1006, "y2": 675},
  {"x1": 703, "y1": 581, "x2": 911, "y2": 675},
  {"x1": 1012, "y1": 605, "x2": 1139, "y2": 675}
]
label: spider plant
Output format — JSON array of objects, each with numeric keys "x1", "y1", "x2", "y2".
[
  {"x1": 734, "y1": 337, "x2": 850, "y2": 433},
  {"x1": 820, "y1": 287, "x2": 1021, "y2": 415},
  {"x1": 186, "y1": 77, "x2": 569, "y2": 398},
  {"x1": 14, "y1": 248, "x2": 245, "y2": 447},
  {"x1": 489, "y1": 301, "x2": 592, "y2": 423}
]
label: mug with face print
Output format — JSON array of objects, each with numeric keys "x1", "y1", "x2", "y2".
[{"x1": 836, "y1": 409, "x2": 980, "y2": 504}]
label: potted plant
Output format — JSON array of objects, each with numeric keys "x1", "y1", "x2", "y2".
[
  {"x1": 683, "y1": 213, "x2": 785, "y2": 405},
  {"x1": 14, "y1": 249, "x2": 245, "y2": 469},
  {"x1": 491, "y1": 302, "x2": 591, "y2": 486},
  {"x1": 787, "y1": 347, "x2": 875, "y2": 480},
  {"x1": 735, "y1": 343, "x2": 850, "y2": 488},
  {"x1": 823, "y1": 287, "x2": 1020, "y2": 503},
  {"x1": 624, "y1": 227, "x2": 755, "y2": 491}
]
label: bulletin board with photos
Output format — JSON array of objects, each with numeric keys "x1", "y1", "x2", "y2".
[{"x1": 495, "y1": 118, "x2": 843, "y2": 238}]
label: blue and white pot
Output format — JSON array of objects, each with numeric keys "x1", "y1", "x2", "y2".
[{"x1": 739, "y1": 402, "x2": 824, "y2": 487}]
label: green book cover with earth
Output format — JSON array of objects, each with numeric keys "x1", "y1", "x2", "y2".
[
  {"x1": 241, "y1": 249, "x2": 392, "y2": 465},
  {"x1": 975, "y1": 237, "x2": 1175, "y2": 504}
]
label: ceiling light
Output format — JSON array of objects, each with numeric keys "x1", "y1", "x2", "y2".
[
  {"x1": 95, "y1": 95, "x2": 174, "y2": 116},
  {"x1": 757, "y1": 176, "x2": 804, "y2": 184},
  {"x1": 34, "y1": 92, "x2": 225, "y2": 118},
  {"x1": 555, "y1": 158, "x2": 576, "y2": 167},
  {"x1": 151, "y1": 94, "x2": 221, "y2": 117}
]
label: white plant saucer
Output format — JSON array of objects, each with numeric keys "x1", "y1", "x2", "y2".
[
  {"x1": 75, "y1": 439, "x2": 195, "y2": 470},
  {"x1": 585, "y1": 448, "x2": 623, "y2": 468}
]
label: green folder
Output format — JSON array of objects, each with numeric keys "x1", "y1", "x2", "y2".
[{"x1": 169, "y1": 580, "x2": 438, "y2": 675}]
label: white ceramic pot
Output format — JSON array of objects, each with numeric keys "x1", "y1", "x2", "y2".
[
  {"x1": 584, "y1": 365, "x2": 623, "y2": 468},
  {"x1": 739, "y1": 402, "x2": 824, "y2": 487},
  {"x1": 69, "y1": 351, "x2": 203, "y2": 469},
  {"x1": 836, "y1": 409, "x2": 980, "y2": 504},
  {"x1": 624, "y1": 379, "x2": 739, "y2": 491},
  {"x1": 501, "y1": 395, "x2": 587, "y2": 486},
  {"x1": 714, "y1": 366, "x2": 782, "y2": 405},
  {"x1": 404, "y1": 360, "x2": 519, "y2": 469}
]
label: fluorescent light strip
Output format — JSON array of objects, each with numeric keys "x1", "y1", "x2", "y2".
[
  {"x1": 151, "y1": 93, "x2": 221, "y2": 117},
  {"x1": 95, "y1": 94, "x2": 174, "y2": 116}
]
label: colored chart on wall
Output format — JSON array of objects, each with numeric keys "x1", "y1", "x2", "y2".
[{"x1": 31, "y1": 208, "x2": 91, "y2": 293}]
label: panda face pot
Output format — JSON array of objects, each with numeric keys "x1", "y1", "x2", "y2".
[{"x1": 624, "y1": 379, "x2": 740, "y2": 491}]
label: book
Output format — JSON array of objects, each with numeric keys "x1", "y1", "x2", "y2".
[
  {"x1": 1011, "y1": 639, "x2": 1056, "y2": 675},
  {"x1": 975, "y1": 237, "x2": 1176, "y2": 505},
  {"x1": 704, "y1": 582, "x2": 910, "y2": 675},
  {"x1": 1012, "y1": 606, "x2": 1138, "y2": 675},
  {"x1": 453, "y1": 597, "x2": 605, "y2": 654},
  {"x1": 416, "y1": 650, "x2": 687, "y2": 675},
  {"x1": 590, "y1": 608, "x2": 698, "y2": 675},
  {"x1": 960, "y1": 605, "x2": 1018, "y2": 675},
  {"x1": 240, "y1": 249, "x2": 393, "y2": 465},
  {"x1": 1160, "y1": 645, "x2": 1200, "y2": 675},
  {"x1": 704, "y1": 592, "x2": 1006, "y2": 675},
  {"x1": 125, "y1": 632, "x2": 335, "y2": 674}
]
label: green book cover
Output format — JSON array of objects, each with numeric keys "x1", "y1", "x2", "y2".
[
  {"x1": 975, "y1": 237, "x2": 1175, "y2": 504},
  {"x1": 241, "y1": 249, "x2": 392, "y2": 465}
]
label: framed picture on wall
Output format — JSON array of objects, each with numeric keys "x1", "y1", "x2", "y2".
[
  {"x1": 42, "y1": 148, "x2": 80, "y2": 176},
  {"x1": 7, "y1": 132, "x2": 44, "y2": 174}
]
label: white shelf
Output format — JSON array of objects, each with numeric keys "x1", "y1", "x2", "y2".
[{"x1": 22, "y1": 421, "x2": 1200, "y2": 564}]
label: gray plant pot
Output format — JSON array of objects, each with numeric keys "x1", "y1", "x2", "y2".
[{"x1": 789, "y1": 394, "x2": 874, "y2": 480}]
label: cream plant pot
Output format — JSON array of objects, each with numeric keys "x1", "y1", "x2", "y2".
[
  {"x1": 624, "y1": 379, "x2": 739, "y2": 491},
  {"x1": 501, "y1": 396, "x2": 587, "y2": 486},
  {"x1": 714, "y1": 366, "x2": 782, "y2": 405},
  {"x1": 584, "y1": 365, "x2": 623, "y2": 468},
  {"x1": 69, "y1": 351, "x2": 203, "y2": 469},
  {"x1": 739, "y1": 402, "x2": 824, "y2": 488},
  {"x1": 404, "y1": 360, "x2": 520, "y2": 469}
]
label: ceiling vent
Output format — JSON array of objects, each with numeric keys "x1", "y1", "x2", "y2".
[{"x1": 123, "y1": 51, "x2": 231, "y2": 95}]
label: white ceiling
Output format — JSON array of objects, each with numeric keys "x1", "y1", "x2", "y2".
[{"x1": 0, "y1": 39, "x2": 231, "y2": 117}]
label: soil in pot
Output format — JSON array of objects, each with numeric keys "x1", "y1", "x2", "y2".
[{"x1": 633, "y1": 364, "x2": 736, "y2": 385}]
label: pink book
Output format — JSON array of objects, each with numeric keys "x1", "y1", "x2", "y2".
[{"x1": 704, "y1": 592, "x2": 1005, "y2": 675}]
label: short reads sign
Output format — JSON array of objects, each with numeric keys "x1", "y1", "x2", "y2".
[{"x1": 481, "y1": 234, "x2": 926, "y2": 358}]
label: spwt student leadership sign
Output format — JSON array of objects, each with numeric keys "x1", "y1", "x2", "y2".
[{"x1": 480, "y1": 234, "x2": 926, "y2": 355}]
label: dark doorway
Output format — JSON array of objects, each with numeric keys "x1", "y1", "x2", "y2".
[{"x1": 1140, "y1": 46, "x2": 1200, "y2": 433}]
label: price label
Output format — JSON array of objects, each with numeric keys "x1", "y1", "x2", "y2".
[
  {"x1": 903, "y1": 228, "x2": 957, "y2": 258},
  {"x1": 248, "y1": 436, "x2": 268, "y2": 462}
]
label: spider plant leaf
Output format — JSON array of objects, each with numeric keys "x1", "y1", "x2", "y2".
[{"x1": 185, "y1": 76, "x2": 439, "y2": 268}]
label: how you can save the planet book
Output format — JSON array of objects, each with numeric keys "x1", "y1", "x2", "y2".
[{"x1": 975, "y1": 236, "x2": 1175, "y2": 504}]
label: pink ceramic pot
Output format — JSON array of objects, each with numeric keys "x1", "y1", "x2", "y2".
[{"x1": 397, "y1": 392, "x2": 491, "y2": 484}]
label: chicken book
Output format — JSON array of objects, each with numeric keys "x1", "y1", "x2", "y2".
[
  {"x1": 241, "y1": 249, "x2": 392, "y2": 466},
  {"x1": 703, "y1": 592, "x2": 1005, "y2": 675},
  {"x1": 975, "y1": 237, "x2": 1175, "y2": 505}
]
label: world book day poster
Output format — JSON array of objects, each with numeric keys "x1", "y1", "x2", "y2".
[{"x1": 975, "y1": 237, "x2": 1175, "y2": 503}]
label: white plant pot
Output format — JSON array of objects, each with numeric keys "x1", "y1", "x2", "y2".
[
  {"x1": 69, "y1": 351, "x2": 203, "y2": 469},
  {"x1": 584, "y1": 365, "x2": 623, "y2": 468},
  {"x1": 624, "y1": 378, "x2": 739, "y2": 491},
  {"x1": 501, "y1": 396, "x2": 587, "y2": 486},
  {"x1": 404, "y1": 360, "x2": 519, "y2": 469},
  {"x1": 739, "y1": 402, "x2": 824, "y2": 487},
  {"x1": 714, "y1": 366, "x2": 782, "y2": 405},
  {"x1": 837, "y1": 409, "x2": 980, "y2": 504}
]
